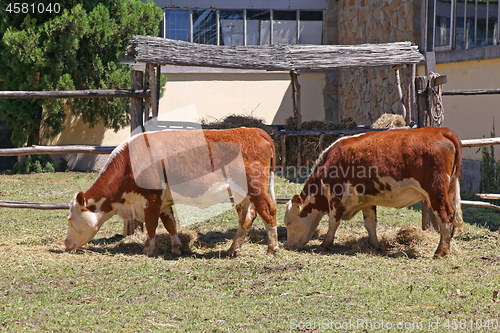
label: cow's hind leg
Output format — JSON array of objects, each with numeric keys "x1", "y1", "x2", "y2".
[
  {"x1": 426, "y1": 180, "x2": 456, "y2": 257},
  {"x1": 160, "y1": 207, "x2": 182, "y2": 256},
  {"x1": 228, "y1": 198, "x2": 257, "y2": 256},
  {"x1": 362, "y1": 206, "x2": 379, "y2": 248},
  {"x1": 251, "y1": 196, "x2": 278, "y2": 255}
]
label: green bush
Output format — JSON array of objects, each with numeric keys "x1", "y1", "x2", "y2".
[
  {"x1": 479, "y1": 120, "x2": 500, "y2": 206},
  {"x1": 13, "y1": 155, "x2": 56, "y2": 174}
]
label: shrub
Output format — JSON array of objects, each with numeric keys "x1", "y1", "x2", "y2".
[{"x1": 13, "y1": 155, "x2": 56, "y2": 174}]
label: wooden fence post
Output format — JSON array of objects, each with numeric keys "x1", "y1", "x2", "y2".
[
  {"x1": 125, "y1": 70, "x2": 145, "y2": 236},
  {"x1": 420, "y1": 52, "x2": 440, "y2": 232}
]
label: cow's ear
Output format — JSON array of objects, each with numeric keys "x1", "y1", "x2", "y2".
[
  {"x1": 291, "y1": 195, "x2": 303, "y2": 206},
  {"x1": 75, "y1": 192, "x2": 86, "y2": 207}
]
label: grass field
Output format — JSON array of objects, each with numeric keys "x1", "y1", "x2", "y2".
[{"x1": 1, "y1": 172, "x2": 500, "y2": 332}]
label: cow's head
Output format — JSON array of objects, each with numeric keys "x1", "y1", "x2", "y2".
[
  {"x1": 284, "y1": 194, "x2": 324, "y2": 250},
  {"x1": 64, "y1": 192, "x2": 102, "y2": 251}
]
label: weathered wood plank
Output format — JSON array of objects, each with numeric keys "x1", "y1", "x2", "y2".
[
  {"x1": 461, "y1": 200, "x2": 500, "y2": 210},
  {"x1": 0, "y1": 200, "x2": 69, "y2": 210},
  {"x1": 461, "y1": 137, "x2": 500, "y2": 147},
  {"x1": 0, "y1": 89, "x2": 150, "y2": 99},
  {"x1": 476, "y1": 194, "x2": 500, "y2": 200},
  {"x1": 443, "y1": 88, "x2": 500, "y2": 95},
  {"x1": 0, "y1": 145, "x2": 115, "y2": 156}
]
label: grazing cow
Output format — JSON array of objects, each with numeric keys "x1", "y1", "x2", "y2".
[
  {"x1": 65, "y1": 128, "x2": 277, "y2": 256},
  {"x1": 284, "y1": 127, "x2": 463, "y2": 257}
]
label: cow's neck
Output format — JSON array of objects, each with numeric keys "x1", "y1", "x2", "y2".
[
  {"x1": 300, "y1": 176, "x2": 329, "y2": 216},
  {"x1": 85, "y1": 146, "x2": 129, "y2": 211}
]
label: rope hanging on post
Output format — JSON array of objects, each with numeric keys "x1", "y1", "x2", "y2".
[{"x1": 427, "y1": 72, "x2": 444, "y2": 127}]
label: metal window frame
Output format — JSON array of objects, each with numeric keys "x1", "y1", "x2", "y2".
[{"x1": 163, "y1": 7, "x2": 325, "y2": 46}]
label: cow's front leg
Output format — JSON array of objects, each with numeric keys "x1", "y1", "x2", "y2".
[
  {"x1": 228, "y1": 198, "x2": 257, "y2": 256},
  {"x1": 160, "y1": 207, "x2": 182, "y2": 256},
  {"x1": 362, "y1": 206, "x2": 379, "y2": 248},
  {"x1": 319, "y1": 213, "x2": 340, "y2": 251},
  {"x1": 143, "y1": 207, "x2": 160, "y2": 256}
]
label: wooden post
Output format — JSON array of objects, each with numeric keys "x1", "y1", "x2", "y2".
[
  {"x1": 281, "y1": 135, "x2": 286, "y2": 176},
  {"x1": 394, "y1": 66, "x2": 407, "y2": 121},
  {"x1": 290, "y1": 70, "x2": 302, "y2": 172},
  {"x1": 144, "y1": 64, "x2": 153, "y2": 124},
  {"x1": 421, "y1": 52, "x2": 439, "y2": 232},
  {"x1": 415, "y1": 76, "x2": 429, "y2": 128},
  {"x1": 151, "y1": 64, "x2": 159, "y2": 119},
  {"x1": 130, "y1": 70, "x2": 143, "y2": 133},
  {"x1": 404, "y1": 65, "x2": 413, "y2": 125},
  {"x1": 126, "y1": 70, "x2": 145, "y2": 236}
]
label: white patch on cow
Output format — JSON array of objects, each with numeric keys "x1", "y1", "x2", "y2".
[
  {"x1": 305, "y1": 195, "x2": 315, "y2": 205},
  {"x1": 112, "y1": 192, "x2": 149, "y2": 222},
  {"x1": 340, "y1": 176, "x2": 428, "y2": 222},
  {"x1": 86, "y1": 197, "x2": 106, "y2": 211},
  {"x1": 284, "y1": 204, "x2": 324, "y2": 249}
]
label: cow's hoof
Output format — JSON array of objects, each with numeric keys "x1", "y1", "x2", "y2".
[
  {"x1": 227, "y1": 247, "x2": 238, "y2": 257},
  {"x1": 319, "y1": 240, "x2": 332, "y2": 251},
  {"x1": 172, "y1": 247, "x2": 182, "y2": 256},
  {"x1": 267, "y1": 246, "x2": 278, "y2": 255}
]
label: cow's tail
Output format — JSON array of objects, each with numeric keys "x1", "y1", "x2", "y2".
[
  {"x1": 444, "y1": 129, "x2": 464, "y2": 235},
  {"x1": 258, "y1": 129, "x2": 277, "y2": 205},
  {"x1": 268, "y1": 138, "x2": 277, "y2": 206}
]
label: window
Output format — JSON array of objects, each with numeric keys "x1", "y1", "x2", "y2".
[
  {"x1": 162, "y1": 8, "x2": 324, "y2": 46},
  {"x1": 428, "y1": 0, "x2": 499, "y2": 51}
]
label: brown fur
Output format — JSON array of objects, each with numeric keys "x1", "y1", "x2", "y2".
[{"x1": 78, "y1": 128, "x2": 277, "y2": 255}]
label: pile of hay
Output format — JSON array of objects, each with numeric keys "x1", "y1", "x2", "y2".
[
  {"x1": 201, "y1": 114, "x2": 272, "y2": 132},
  {"x1": 371, "y1": 113, "x2": 406, "y2": 129},
  {"x1": 314, "y1": 225, "x2": 440, "y2": 258},
  {"x1": 282, "y1": 117, "x2": 357, "y2": 170},
  {"x1": 200, "y1": 114, "x2": 359, "y2": 173}
]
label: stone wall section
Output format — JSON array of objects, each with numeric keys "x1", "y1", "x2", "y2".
[{"x1": 325, "y1": 0, "x2": 422, "y2": 125}]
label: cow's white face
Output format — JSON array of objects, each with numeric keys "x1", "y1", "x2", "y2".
[
  {"x1": 284, "y1": 195, "x2": 323, "y2": 250},
  {"x1": 64, "y1": 192, "x2": 102, "y2": 251}
]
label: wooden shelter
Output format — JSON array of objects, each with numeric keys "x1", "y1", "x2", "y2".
[{"x1": 125, "y1": 35, "x2": 424, "y2": 130}]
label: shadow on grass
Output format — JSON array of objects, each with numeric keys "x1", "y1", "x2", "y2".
[{"x1": 54, "y1": 224, "x2": 431, "y2": 260}]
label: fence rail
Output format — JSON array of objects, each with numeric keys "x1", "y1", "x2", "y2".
[
  {"x1": 0, "y1": 89, "x2": 150, "y2": 100},
  {"x1": 0, "y1": 135, "x2": 499, "y2": 210}
]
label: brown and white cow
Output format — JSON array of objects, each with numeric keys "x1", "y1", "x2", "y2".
[
  {"x1": 65, "y1": 127, "x2": 277, "y2": 256},
  {"x1": 284, "y1": 127, "x2": 464, "y2": 257}
]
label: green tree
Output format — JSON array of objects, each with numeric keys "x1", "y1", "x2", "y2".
[{"x1": 0, "y1": 0, "x2": 162, "y2": 146}]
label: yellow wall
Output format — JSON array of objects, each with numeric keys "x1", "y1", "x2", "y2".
[
  {"x1": 435, "y1": 59, "x2": 500, "y2": 160},
  {"x1": 46, "y1": 71, "x2": 325, "y2": 146},
  {"x1": 160, "y1": 72, "x2": 325, "y2": 125}
]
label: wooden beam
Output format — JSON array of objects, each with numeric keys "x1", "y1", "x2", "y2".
[
  {"x1": 151, "y1": 65, "x2": 159, "y2": 119},
  {"x1": 0, "y1": 200, "x2": 69, "y2": 210},
  {"x1": 130, "y1": 70, "x2": 144, "y2": 134},
  {"x1": 0, "y1": 145, "x2": 115, "y2": 156},
  {"x1": 144, "y1": 64, "x2": 153, "y2": 124},
  {"x1": 461, "y1": 137, "x2": 500, "y2": 147},
  {"x1": 395, "y1": 67, "x2": 407, "y2": 120},
  {"x1": 476, "y1": 194, "x2": 500, "y2": 200},
  {"x1": 443, "y1": 88, "x2": 500, "y2": 95},
  {"x1": 461, "y1": 200, "x2": 500, "y2": 210},
  {"x1": 0, "y1": 89, "x2": 150, "y2": 99}
]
